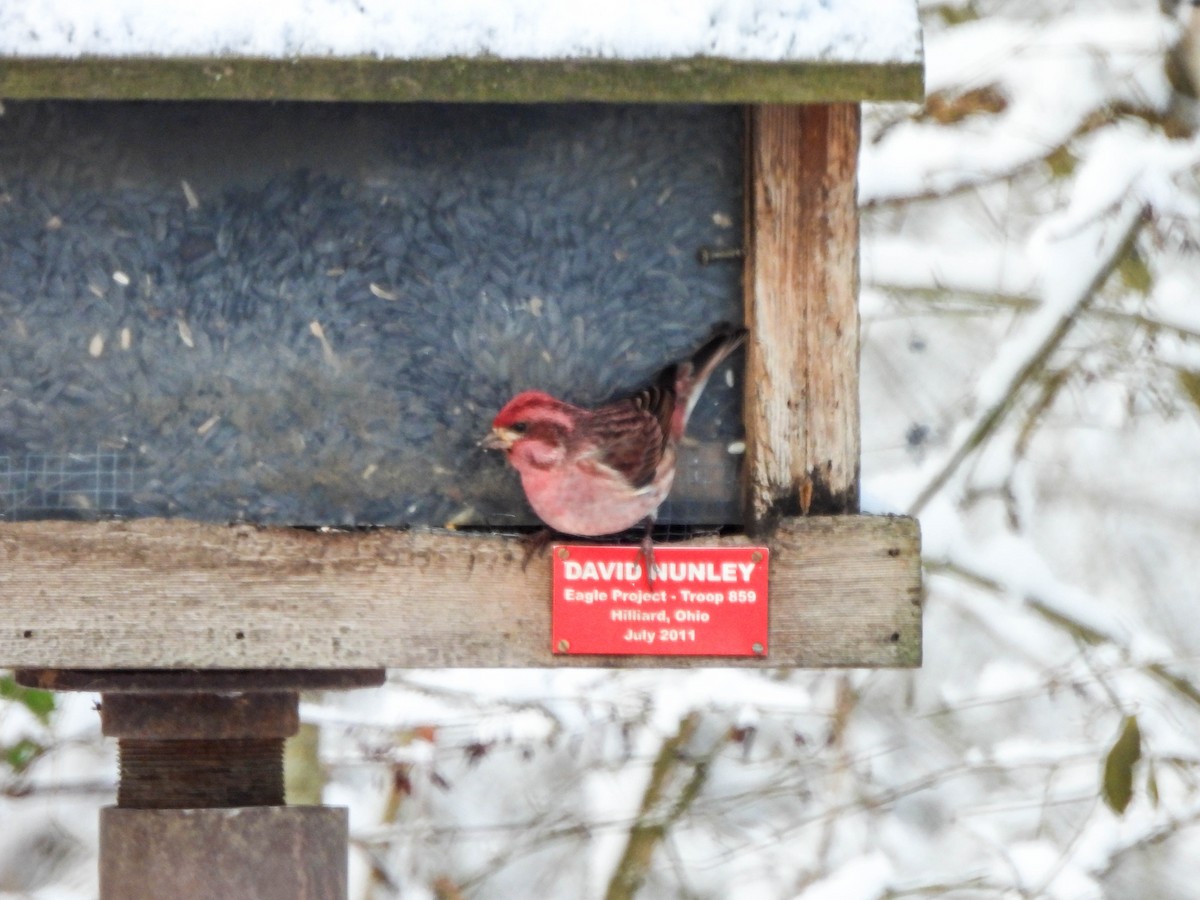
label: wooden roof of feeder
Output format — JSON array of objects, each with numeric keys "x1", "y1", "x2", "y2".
[{"x1": 0, "y1": 0, "x2": 923, "y2": 102}]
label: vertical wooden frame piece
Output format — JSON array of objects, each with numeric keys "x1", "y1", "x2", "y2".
[{"x1": 744, "y1": 104, "x2": 862, "y2": 531}]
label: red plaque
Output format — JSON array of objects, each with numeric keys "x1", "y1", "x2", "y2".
[{"x1": 551, "y1": 544, "x2": 769, "y2": 657}]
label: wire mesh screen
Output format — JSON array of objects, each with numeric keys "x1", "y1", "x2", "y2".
[
  {"x1": 0, "y1": 450, "x2": 139, "y2": 520},
  {"x1": 0, "y1": 101, "x2": 744, "y2": 527}
]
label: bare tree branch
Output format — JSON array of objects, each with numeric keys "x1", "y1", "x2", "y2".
[
  {"x1": 909, "y1": 203, "x2": 1147, "y2": 514},
  {"x1": 604, "y1": 713, "x2": 726, "y2": 900}
]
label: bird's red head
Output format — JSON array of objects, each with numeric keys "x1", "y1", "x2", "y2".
[
  {"x1": 492, "y1": 391, "x2": 561, "y2": 430},
  {"x1": 482, "y1": 391, "x2": 577, "y2": 455}
]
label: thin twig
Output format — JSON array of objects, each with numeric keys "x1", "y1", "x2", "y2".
[
  {"x1": 864, "y1": 101, "x2": 1178, "y2": 210},
  {"x1": 929, "y1": 558, "x2": 1200, "y2": 711},
  {"x1": 908, "y1": 203, "x2": 1147, "y2": 514},
  {"x1": 872, "y1": 284, "x2": 1200, "y2": 343}
]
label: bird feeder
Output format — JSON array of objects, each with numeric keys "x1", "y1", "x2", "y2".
[{"x1": 0, "y1": 2, "x2": 925, "y2": 897}]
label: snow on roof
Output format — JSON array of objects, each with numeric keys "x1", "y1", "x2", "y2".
[{"x1": 0, "y1": 0, "x2": 922, "y2": 65}]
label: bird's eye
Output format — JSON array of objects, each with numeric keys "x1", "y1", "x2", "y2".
[{"x1": 511, "y1": 421, "x2": 529, "y2": 434}]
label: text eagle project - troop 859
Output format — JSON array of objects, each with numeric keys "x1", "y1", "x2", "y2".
[{"x1": 560, "y1": 557, "x2": 763, "y2": 606}]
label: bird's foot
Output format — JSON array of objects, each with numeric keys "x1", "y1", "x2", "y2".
[
  {"x1": 520, "y1": 528, "x2": 556, "y2": 571},
  {"x1": 639, "y1": 523, "x2": 657, "y2": 588}
]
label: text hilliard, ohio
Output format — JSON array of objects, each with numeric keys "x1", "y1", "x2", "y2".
[{"x1": 551, "y1": 545, "x2": 770, "y2": 657}]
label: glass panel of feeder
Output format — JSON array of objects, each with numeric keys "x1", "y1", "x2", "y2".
[{"x1": 0, "y1": 102, "x2": 743, "y2": 528}]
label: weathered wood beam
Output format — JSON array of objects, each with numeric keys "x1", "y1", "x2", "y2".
[
  {"x1": 744, "y1": 103, "x2": 862, "y2": 528},
  {"x1": 0, "y1": 517, "x2": 920, "y2": 669},
  {"x1": 0, "y1": 57, "x2": 925, "y2": 104}
]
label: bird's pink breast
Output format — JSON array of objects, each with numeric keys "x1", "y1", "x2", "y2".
[{"x1": 514, "y1": 458, "x2": 672, "y2": 537}]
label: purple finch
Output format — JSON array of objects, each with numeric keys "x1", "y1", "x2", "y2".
[{"x1": 482, "y1": 324, "x2": 748, "y2": 580}]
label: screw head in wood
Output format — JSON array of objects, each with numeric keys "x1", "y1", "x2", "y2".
[
  {"x1": 557, "y1": 547, "x2": 570, "y2": 560},
  {"x1": 556, "y1": 639, "x2": 570, "y2": 652},
  {"x1": 752, "y1": 643, "x2": 764, "y2": 656}
]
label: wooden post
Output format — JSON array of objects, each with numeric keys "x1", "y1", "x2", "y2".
[
  {"x1": 744, "y1": 104, "x2": 862, "y2": 531},
  {"x1": 17, "y1": 669, "x2": 384, "y2": 900},
  {"x1": 101, "y1": 807, "x2": 348, "y2": 900}
]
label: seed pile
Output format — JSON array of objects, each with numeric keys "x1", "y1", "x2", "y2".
[{"x1": 0, "y1": 101, "x2": 744, "y2": 526}]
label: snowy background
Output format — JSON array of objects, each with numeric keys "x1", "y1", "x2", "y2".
[
  {"x1": 0, "y1": 0, "x2": 921, "y2": 63},
  {"x1": 4, "y1": 0, "x2": 1200, "y2": 898}
]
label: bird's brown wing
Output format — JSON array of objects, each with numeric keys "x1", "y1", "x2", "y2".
[{"x1": 584, "y1": 386, "x2": 674, "y2": 489}]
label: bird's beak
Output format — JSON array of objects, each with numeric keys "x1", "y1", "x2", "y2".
[{"x1": 479, "y1": 428, "x2": 511, "y2": 451}]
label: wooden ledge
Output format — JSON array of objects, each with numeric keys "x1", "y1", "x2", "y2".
[{"x1": 0, "y1": 516, "x2": 920, "y2": 669}]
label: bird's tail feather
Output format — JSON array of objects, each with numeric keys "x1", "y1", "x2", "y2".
[{"x1": 672, "y1": 322, "x2": 748, "y2": 435}]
